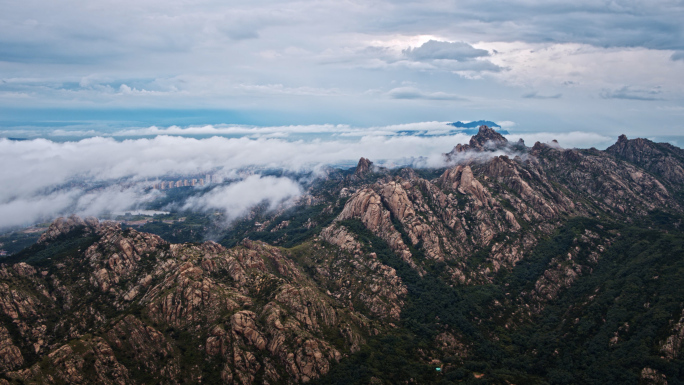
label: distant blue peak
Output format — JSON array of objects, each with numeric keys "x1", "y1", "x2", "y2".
[{"x1": 449, "y1": 120, "x2": 501, "y2": 129}]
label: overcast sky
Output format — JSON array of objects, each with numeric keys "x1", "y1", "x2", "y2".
[
  {"x1": 1, "y1": 0, "x2": 683, "y2": 136},
  {"x1": 2, "y1": 0, "x2": 684, "y2": 229}
]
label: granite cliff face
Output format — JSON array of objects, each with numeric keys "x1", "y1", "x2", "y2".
[{"x1": 2, "y1": 127, "x2": 684, "y2": 384}]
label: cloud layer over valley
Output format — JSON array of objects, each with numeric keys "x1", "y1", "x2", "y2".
[{"x1": 0, "y1": 123, "x2": 616, "y2": 230}]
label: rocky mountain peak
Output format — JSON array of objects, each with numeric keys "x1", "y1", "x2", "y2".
[
  {"x1": 354, "y1": 157, "x2": 373, "y2": 176},
  {"x1": 37, "y1": 215, "x2": 101, "y2": 244},
  {"x1": 529, "y1": 141, "x2": 549, "y2": 156},
  {"x1": 469, "y1": 125, "x2": 508, "y2": 150},
  {"x1": 444, "y1": 126, "x2": 512, "y2": 161}
]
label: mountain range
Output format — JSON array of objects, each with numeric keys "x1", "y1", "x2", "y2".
[{"x1": 1, "y1": 126, "x2": 683, "y2": 384}]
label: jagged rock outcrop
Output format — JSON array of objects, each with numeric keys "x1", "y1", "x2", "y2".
[
  {"x1": 336, "y1": 188, "x2": 420, "y2": 272},
  {"x1": 320, "y1": 225, "x2": 360, "y2": 253},
  {"x1": 467, "y1": 125, "x2": 509, "y2": 151},
  {"x1": 531, "y1": 141, "x2": 677, "y2": 215},
  {"x1": 444, "y1": 125, "x2": 514, "y2": 163},
  {"x1": 354, "y1": 157, "x2": 373, "y2": 177}
]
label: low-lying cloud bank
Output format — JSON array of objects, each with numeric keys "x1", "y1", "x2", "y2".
[
  {"x1": 0, "y1": 127, "x2": 614, "y2": 230},
  {"x1": 182, "y1": 175, "x2": 303, "y2": 224}
]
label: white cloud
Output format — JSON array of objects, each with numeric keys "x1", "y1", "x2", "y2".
[
  {"x1": 0, "y1": 191, "x2": 78, "y2": 229},
  {"x1": 183, "y1": 175, "x2": 302, "y2": 223},
  {"x1": 404, "y1": 40, "x2": 490, "y2": 61},
  {"x1": 481, "y1": 42, "x2": 683, "y2": 94}
]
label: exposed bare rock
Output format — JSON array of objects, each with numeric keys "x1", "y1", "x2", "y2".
[
  {"x1": 293, "y1": 339, "x2": 336, "y2": 382},
  {"x1": 317, "y1": 225, "x2": 407, "y2": 320},
  {"x1": 4, "y1": 128, "x2": 684, "y2": 384},
  {"x1": 11, "y1": 263, "x2": 36, "y2": 277},
  {"x1": 337, "y1": 188, "x2": 420, "y2": 272},
  {"x1": 482, "y1": 155, "x2": 574, "y2": 219},
  {"x1": 435, "y1": 332, "x2": 467, "y2": 358},
  {"x1": 660, "y1": 309, "x2": 684, "y2": 360},
  {"x1": 641, "y1": 367, "x2": 668, "y2": 385},
  {"x1": 531, "y1": 142, "x2": 677, "y2": 215},
  {"x1": 86, "y1": 226, "x2": 167, "y2": 295},
  {"x1": 468, "y1": 125, "x2": 509, "y2": 151},
  {"x1": 525, "y1": 229, "x2": 615, "y2": 313},
  {"x1": 0, "y1": 281, "x2": 41, "y2": 320},
  {"x1": 355, "y1": 157, "x2": 373, "y2": 177},
  {"x1": 38, "y1": 215, "x2": 100, "y2": 244},
  {"x1": 338, "y1": 157, "x2": 555, "y2": 283},
  {"x1": 0, "y1": 325, "x2": 23, "y2": 372},
  {"x1": 379, "y1": 181, "x2": 444, "y2": 260},
  {"x1": 320, "y1": 225, "x2": 361, "y2": 253},
  {"x1": 7, "y1": 337, "x2": 130, "y2": 385},
  {"x1": 232, "y1": 310, "x2": 267, "y2": 350}
]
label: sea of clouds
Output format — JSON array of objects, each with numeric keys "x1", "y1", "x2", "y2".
[{"x1": 0, "y1": 122, "x2": 614, "y2": 230}]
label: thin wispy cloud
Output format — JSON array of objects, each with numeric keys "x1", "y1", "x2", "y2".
[
  {"x1": 522, "y1": 92, "x2": 562, "y2": 99},
  {"x1": 600, "y1": 86, "x2": 664, "y2": 101},
  {"x1": 387, "y1": 87, "x2": 467, "y2": 101}
]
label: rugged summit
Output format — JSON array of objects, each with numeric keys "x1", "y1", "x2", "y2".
[
  {"x1": 607, "y1": 134, "x2": 684, "y2": 186},
  {"x1": 354, "y1": 157, "x2": 373, "y2": 177},
  {"x1": 2, "y1": 131, "x2": 684, "y2": 384},
  {"x1": 37, "y1": 215, "x2": 100, "y2": 244},
  {"x1": 467, "y1": 125, "x2": 508, "y2": 150},
  {"x1": 444, "y1": 125, "x2": 515, "y2": 162}
]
